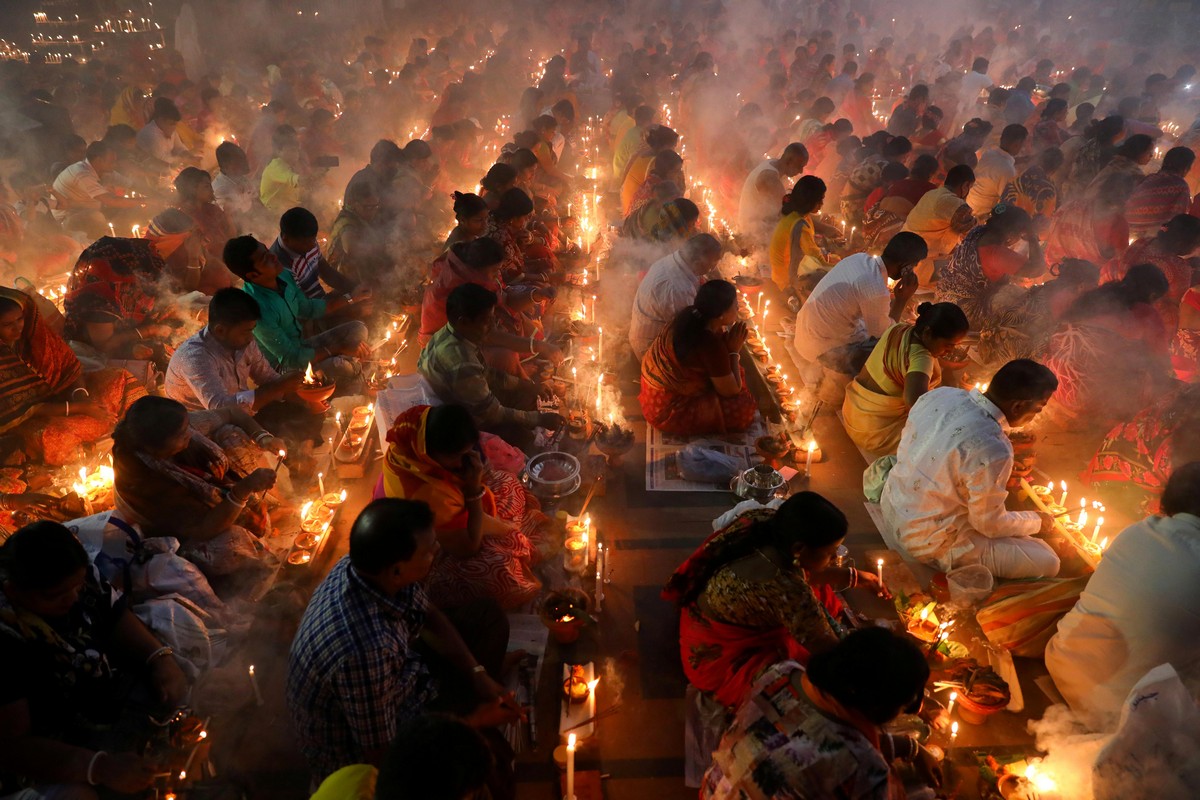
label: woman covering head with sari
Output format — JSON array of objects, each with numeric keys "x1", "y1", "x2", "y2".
[
  {"x1": 842, "y1": 302, "x2": 969, "y2": 456},
  {"x1": 663, "y1": 492, "x2": 887, "y2": 709},
  {"x1": 619, "y1": 125, "x2": 679, "y2": 217},
  {"x1": 937, "y1": 204, "x2": 1045, "y2": 330},
  {"x1": 1045, "y1": 171, "x2": 1136, "y2": 276},
  {"x1": 1108, "y1": 214, "x2": 1200, "y2": 332},
  {"x1": 112, "y1": 396, "x2": 280, "y2": 587},
  {"x1": 1042, "y1": 263, "x2": 1173, "y2": 430},
  {"x1": 64, "y1": 211, "x2": 202, "y2": 364},
  {"x1": 0, "y1": 289, "x2": 145, "y2": 465},
  {"x1": 639, "y1": 280, "x2": 757, "y2": 436},
  {"x1": 109, "y1": 86, "x2": 148, "y2": 130},
  {"x1": 380, "y1": 404, "x2": 553, "y2": 609},
  {"x1": 647, "y1": 197, "x2": 700, "y2": 244},
  {"x1": 624, "y1": 150, "x2": 685, "y2": 229}
]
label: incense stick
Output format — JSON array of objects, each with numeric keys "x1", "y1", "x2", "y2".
[{"x1": 576, "y1": 474, "x2": 603, "y2": 517}]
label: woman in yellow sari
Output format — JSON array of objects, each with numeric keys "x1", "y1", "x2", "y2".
[
  {"x1": 619, "y1": 125, "x2": 680, "y2": 217},
  {"x1": 379, "y1": 403, "x2": 554, "y2": 609},
  {"x1": 841, "y1": 302, "x2": 969, "y2": 456},
  {"x1": 769, "y1": 176, "x2": 828, "y2": 293},
  {"x1": 109, "y1": 86, "x2": 148, "y2": 129}
]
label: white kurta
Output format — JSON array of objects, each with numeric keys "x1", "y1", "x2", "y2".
[
  {"x1": 1046, "y1": 513, "x2": 1200, "y2": 724},
  {"x1": 881, "y1": 388, "x2": 1058, "y2": 578}
]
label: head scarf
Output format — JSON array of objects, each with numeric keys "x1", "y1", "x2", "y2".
[
  {"x1": 145, "y1": 209, "x2": 198, "y2": 261},
  {"x1": 382, "y1": 405, "x2": 505, "y2": 533},
  {"x1": 0, "y1": 288, "x2": 81, "y2": 431}
]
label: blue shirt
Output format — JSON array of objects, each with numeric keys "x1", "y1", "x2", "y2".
[
  {"x1": 287, "y1": 557, "x2": 436, "y2": 781},
  {"x1": 240, "y1": 270, "x2": 327, "y2": 370}
]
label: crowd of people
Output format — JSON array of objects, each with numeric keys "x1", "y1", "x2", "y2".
[{"x1": 0, "y1": 0, "x2": 1198, "y2": 797}]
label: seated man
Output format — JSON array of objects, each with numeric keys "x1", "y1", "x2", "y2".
[
  {"x1": 628, "y1": 233, "x2": 723, "y2": 359},
  {"x1": 1046, "y1": 462, "x2": 1200, "y2": 725},
  {"x1": 260, "y1": 126, "x2": 306, "y2": 215},
  {"x1": 287, "y1": 499, "x2": 522, "y2": 785},
  {"x1": 222, "y1": 235, "x2": 369, "y2": 384},
  {"x1": 135, "y1": 97, "x2": 194, "y2": 172},
  {"x1": 419, "y1": 283, "x2": 562, "y2": 449},
  {"x1": 793, "y1": 232, "x2": 926, "y2": 376},
  {"x1": 212, "y1": 141, "x2": 267, "y2": 232},
  {"x1": 164, "y1": 287, "x2": 323, "y2": 457},
  {"x1": 0, "y1": 522, "x2": 189, "y2": 799},
  {"x1": 51, "y1": 141, "x2": 146, "y2": 239},
  {"x1": 270, "y1": 207, "x2": 361, "y2": 302},
  {"x1": 880, "y1": 359, "x2": 1061, "y2": 579},
  {"x1": 903, "y1": 164, "x2": 976, "y2": 285}
]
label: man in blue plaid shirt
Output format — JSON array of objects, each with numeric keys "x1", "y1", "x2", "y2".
[{"x1": 287, "y1": 499, "x2": 522, "y2": 782}]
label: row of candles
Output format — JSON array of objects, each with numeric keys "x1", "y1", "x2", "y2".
[{"x1": 1031, "y1": 480, "x2": 1110, "y2": 554}]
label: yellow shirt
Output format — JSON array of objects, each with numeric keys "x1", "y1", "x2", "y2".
[
  {"x1": 260, "y1": 157, "x2": 302, "y2": 212},
  {"x1": 902, "y1": 186, "x2": 968, "y2": 260},
  {"x1": 613, "y1": 123, "x2": 643, "y2": 175},
  {"x1": 768, "y1": 212, "x2": 822, "y2": 290}
]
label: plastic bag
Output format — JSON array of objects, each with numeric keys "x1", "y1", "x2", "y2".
[
  {"x1": 1093, "y1": 663, "x2": 1200, "y2": 800},
  {"x1": 678, "y1": 445, "x2": 744, "y2": 484},
  {"x1": 946, "y1": 564, "x2": 995, "y2": 607}
]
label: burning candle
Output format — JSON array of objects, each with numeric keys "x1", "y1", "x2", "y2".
[
  {"x1": 1077, "y1": 503, "x2": 1088, "y2": 529},
  {"x1": 107, "y1": 222, "x2": 115, "y2": 237},
  {"x1": 566, "y1": 733, "x2": 576, "y2": 800},
  {"x1": 591, "y1": 294, "x2": 597, "y2": 323},
  {"x1": 947, "y1": 691, "x2": 957, "y2": 715},
  {"x1": 876, "y1": 558, "x2": 884, "y2": 587},
  {"x1": 1092, "y1": 516, "x2": 1104, "y2": 541},
  {"x1": 1058, "y1": 480, "x2": 1068, "y2": 507},
  {"x1": 582, "y1": 515, "x2": 591, "y2": 568},
  {"x1": 335, "y1": 411, "x2": 342, "y2": 429},
  {"x1": 318, "y1": 471, "x2": 325, "y2": 496},
  {"x1": 131, "y1": 224, "x2": 140, "y2": 237},
  {"x1": 598, "y1": 326, "x2": 603, "y2": 364},
  {"x1": 805, "y1": 439, "x2": 816, "y2": 476},
  {"x1": 756, "y1": 292, "x2": 764, "y2": 317},
  {"x1": 248, "y1": 665, "x2": 264, "y2": 706},
  {"x1": 595, "y1": 374, "x2": 602, "y2": 413},
  {"x1": 950, "y1": 721, "x2": 959, "y2": 744}
]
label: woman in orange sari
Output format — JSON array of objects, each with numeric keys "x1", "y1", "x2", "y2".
[
  {"x1": 0, "y1": 289, "x2": 145, "y2": 465},
  {"x1": 639, "y1": 280, "x2": 757, "y2": 436},
  {"x1": 379, "y1": 404, "x2": 555, "y2": 610}
]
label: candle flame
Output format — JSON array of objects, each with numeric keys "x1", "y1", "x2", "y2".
[
  {"x1": 919, "y1": 605, "x2": 929, "y2": 621},
  {"x1": 950, "y1": 721, "x2": 959, "y2": 737},
  {"x1": 300, "y1": 500, "x2": 313, "y2": 519},
  {"x1": 807, "y1": 440, "x2": 817, "y2": 453},
  {"x1": 587, "y1": 678, "x2": 599, "y2": 693},
  {"x1": 198, "y1": 730, "x2": 207, "y2": 739},
  {"x1": 248, "y1": 665, "x2": 255, "y2": 676},
  {"x1": 340, "y1": 489, "x2": 347, "y2": 501},
  {"x1": 567, "y1": 733, "x2": 577, "y2": 748},
  {"x1": 303, "y1": 362, "x2": 316, "y2": 384},
  {"x1": 1099, "y1": 537, "x2": 1109, "y2": 550}
]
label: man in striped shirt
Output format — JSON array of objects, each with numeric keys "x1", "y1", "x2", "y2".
[{"x1": 270, "y1": 207, "x2": 362, "y2": 301}]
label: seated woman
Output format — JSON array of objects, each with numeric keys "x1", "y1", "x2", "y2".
[
  {"x1": 380, "y1": 404, "x2": 553, "y2": 610},
  {"x1": 620, "y1": 125, "x2": 680, "y2": 218},
  {"x1": 768, "y1": 175, "x2": 828, "y2": 294},
  {"x1": 861, "y1": 161, "x2": 916, "y2": 252},
  {"x1": 485, "y1": 188, "x2": 555, "y2": 283},
  {"x1": 647, "y1": 197, "x2": 701, "y2": 244},
  {"x1": 623, "y1": 180, "x2": 682, "y2": 240},
  {"x1": 842, "y1": 302, "x2": 969, "y2": 456},
  {"x1": 623, "y1": 150, "x2": 686, "y2": 230},
  {"x1": 639, "y1": 280, "x2": 757, "y2": 436},
  {"x1": 0, "y1": 522, "x2": 189, "y2": 799},
  {"x1": 977, "y1": 258, "x2": 1100, "y2": 368},
  {"x1": 663, "y1": 492, "x2": 886, "y2": 708},
  {"x1": 328, "y1": 181, "x2": 389, "y2": 286},
  {"x1": 174, "y1": 166, "x2": 238, "y2": 294},
  {"x1": 1108, "y1": 214, "x2": 1200, "y2": 332},
  {"x1": 112, "y1": 396, "x2": 279, "y2": 587},
  {"x1": 1044, "y1": 171, "x2": 1136, "y2": 277},
  {"x1": 444, "y1": 191, "x2": 490, "y2": 250},
  {"x1": 1047, "y1": 463, "x2": 1200, "y2": 727},
  {"x1": 1172, "y1": 285, "x2": 1200, "y2": 381},
  {"x1": 63, "y1": 212, "x2": 204, "y2": 369},
  {"x1": 478, "y1": 163, "x2": 518, "y2": 212},
  {"x1": 702, "y1": 628, "x2": 938, "y2": 800},
  {"x1": 0, "y1": 289, "x2": 146, "y2": 466},
  {"x1": 937, "y1": 204, "x2": 1045, "y2": 330},
  {"x1": 1081, "y1": 384, "x2": 1200, "y2": 516},
  {"x1": 1043, "y1": 263, "x2": 1173, "y2": 430}
]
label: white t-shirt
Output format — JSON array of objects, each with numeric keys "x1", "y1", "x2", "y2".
[
  {"x1": 737, "y1": 159, "x2": 785, "y2": 246},
  {"x1": 792, "y1": 252, "x2": 891, "y2": 362},
  {"x1": 628, "y1": 251, "x2": 701, "y2": 358}
]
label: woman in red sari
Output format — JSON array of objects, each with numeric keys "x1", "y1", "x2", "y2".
[
  {"x1": 1042, "y1": 263, "x2": 1174, "y2": 430},
  {"x1": 380, "y1": 404, "x2": 554, "y2": 610},
  {"x1": 662, "y1": 492, "x2": 886, "y2": 708},
  {"x1": 0, "y1": 289, "x2": 145, "y2": 465},
  {"x1": 1044, "y1": 171, "x2": 1136, "y2": 275},
  {"x1": 1107, "y1": 214, "x2": 1200, "y2": 332},
  {"x1": 639, "y1": 280, "x2": 757, "y2": 436}
]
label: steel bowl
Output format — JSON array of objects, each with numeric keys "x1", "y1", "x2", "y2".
[{"x1": 524, "y1": 451, "x2": 582, "y2": 498}]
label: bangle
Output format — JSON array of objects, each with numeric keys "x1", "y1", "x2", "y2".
[
  {"x1": 465, "y1": 489, "x2": 486, "y2": 502},
  {"x1": 343, "y1": 293, "x2": 353, "y2": 303},
  {"x1": 71, "y1": 387, "x2": 90, "y2": 398},
  {"x1": 253, "y1": 430, "x2": 274, "y2": 444},
  {"x1": 848, "y1": 568, "x2": 858, "y2": 589},
  {"x1": 65, "y1": 400, "x2": 69, "y2": 417},
  {"x1": 529, "y1": 335, "x2": 537, "y2": 354},
  {"x1": 145, "y1": 645, "x2": 174, "y2": 667},
  {"x1": 226, "y1": 490, "x2": 248, "y2": 507},
  {"x1": 135, "y1": 327, "x2": 144, "y2": 339},
  {"x1": 87, "y1": 751, "x2": 107, "y2": 786},
  {"x1": 0, "y1": 494, "x2": 12, "y2": 511}
]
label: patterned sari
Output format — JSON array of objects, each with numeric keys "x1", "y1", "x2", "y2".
[
  {"x1": 63, "y1": 237, "x2": 165, "y2": 342},
  {"x1": 841, "y1": 323, "x2": 939, "y2": 456},
  {"x1": 381, "y1": 405, "x2": 551, "y2": 609},
  {"x1": 1171, "y1": 288, "x2": 1200, "y2": 381},
  {"x1": 0, "y1": 289, "x2": 146, "y2": 465},
  {"x1": 663, "y1": 509, "x2": 842, "y2": 709},
  {"x1": 938, "y1": 226, "x2": 997, "y2": 329},
  {"x1": 638, "y1": 327, "x2": 757, "y2": 436}
]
